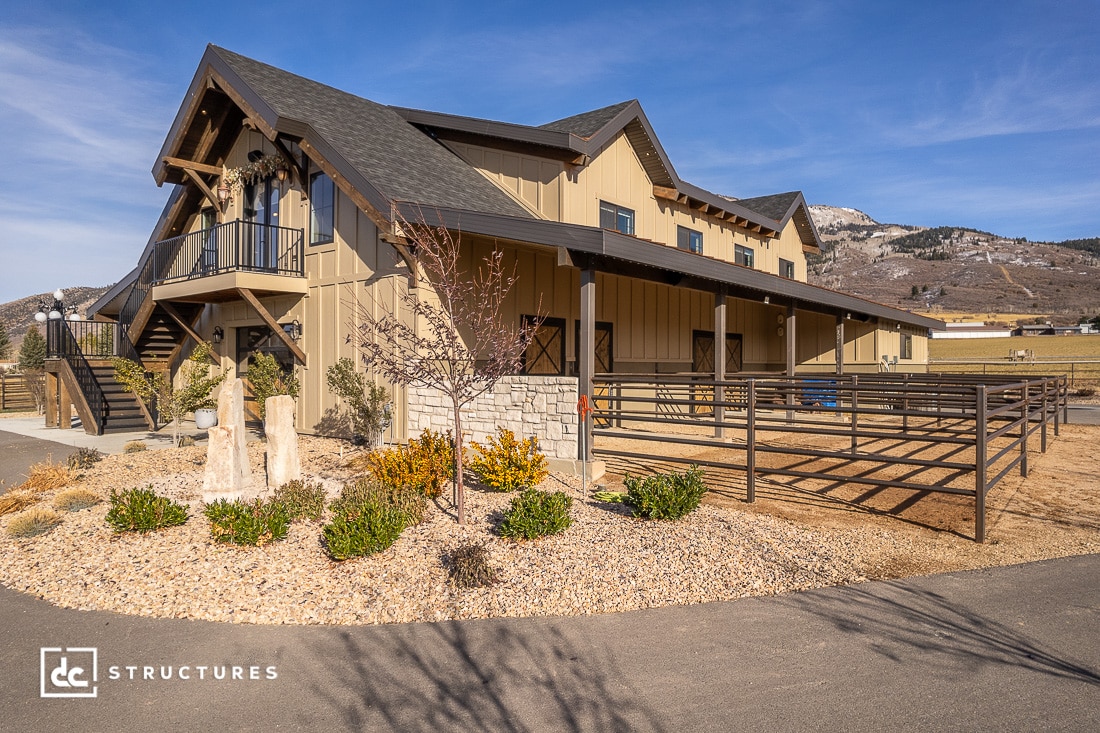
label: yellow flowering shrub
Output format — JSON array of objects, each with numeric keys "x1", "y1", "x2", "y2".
[
  {"x1": 365, "y1": 429, "x2": 454, "y2": 499},
  {"x1": 467, "y1": 428, "x2": 548, "y2": 492}
]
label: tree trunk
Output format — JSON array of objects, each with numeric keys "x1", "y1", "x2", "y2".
[{"x1": 452, "y1": 399, "x2": 465, "y2": 524}]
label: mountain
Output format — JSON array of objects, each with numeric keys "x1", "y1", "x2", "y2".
[
  {"x1": 806, "y1": 206, "x2": 1100, "y2": 325},
  {"x1": 0, "y1": 286, "x2": 112, "y2": 357}
]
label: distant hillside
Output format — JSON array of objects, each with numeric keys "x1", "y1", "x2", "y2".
[
  {"x1": 0, "y1": 286, "x2": 112, "y2": 356},
  {"x1": 807, "y1": 206, "x2": 1100, "y2": 325}
]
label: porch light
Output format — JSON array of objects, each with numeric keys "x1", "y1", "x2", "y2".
[
  {"x1": 35, "y1": 289, "x2": 79, "y2": 322},
  {"x1": 282, "y1": 319, "x2": 302, "y2": 341},
  {"x1": 212, "y1": 326, "x2": 224, "y2": 344},
  {"x1": 275, "y1": 166, "x2": 289, "y2": 182},
  {"x1": 217, "y1": 184, "x2": 231, "y2": 204}
]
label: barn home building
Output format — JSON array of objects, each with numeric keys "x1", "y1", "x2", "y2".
[{"x1": 63, "y1": 45, "x2": 941, "y2": 464}]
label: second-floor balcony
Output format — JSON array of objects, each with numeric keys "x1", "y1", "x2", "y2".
[{"x1": 149, "y1": 220, "x2": 307, "y2": 303}]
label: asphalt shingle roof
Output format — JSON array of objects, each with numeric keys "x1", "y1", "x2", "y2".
[
  {"x1": 734, "y1": 192, "x2": 801, "y2": 223},
  {"x1": 539, "y1": 100, "x2": 635, "y2": 138},
  {"x1": 212, "y1": 46, "x2": 532, "y2": 218}
]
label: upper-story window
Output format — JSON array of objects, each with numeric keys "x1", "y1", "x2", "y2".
[
  {"x1": 735, "y1": 244, "x2": 755, "y2": 268},
  {"x1": 901, "y1": 333, "x2": 914, "y2": 360},
  {"x1": 599, "y1": 200, "x2": 634, "y2": 236},
  {"x1": 677, "y1": 226, "x2": 703, "y2": 254},
  {"x1": 779, "y1": 258, "x2": 795, "y2": 278},
  {"x1": 310, "y1": 172, "x2": 335, "y2": 245}
]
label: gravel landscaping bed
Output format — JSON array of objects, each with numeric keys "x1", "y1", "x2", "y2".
[{"x1": 1, "y1": 432, "x2": 1097, "y2": 626}]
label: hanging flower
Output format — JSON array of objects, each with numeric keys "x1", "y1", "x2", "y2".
[{"x1": 220, "y1": 155, "x2": 288, "y2": 198}]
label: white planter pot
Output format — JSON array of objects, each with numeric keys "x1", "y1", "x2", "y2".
[{"x1": 194, "y1": 408, "x2": 218, "y2": 430}]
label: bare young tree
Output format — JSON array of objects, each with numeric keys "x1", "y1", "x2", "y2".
[{"x1": 349, "y1": 215, "x2": 540, "y2": 524}]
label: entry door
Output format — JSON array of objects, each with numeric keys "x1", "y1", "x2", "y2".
[
  {"x1": 247, "y1": 179, "x2": 280, "y2": 270},
  {"x1": 236, "y1": 325, "x2": 294, "y2": 421}
]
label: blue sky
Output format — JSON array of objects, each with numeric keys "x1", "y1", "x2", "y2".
[{"x1": 1, "y1": 0, "x2": 1098, "y2": 303}]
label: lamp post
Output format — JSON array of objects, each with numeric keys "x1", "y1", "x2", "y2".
[{"x1": 34, "y1": 289, "x2": 81, "y2": 323}]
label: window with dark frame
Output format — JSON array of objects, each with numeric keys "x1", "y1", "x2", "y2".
[
  {"x1": 780, "y1": 258, "x2": 795, "y2": 278},
  {"x1": 309, "y1": 172, "x2": 335, "y2": 245},
  {"x1": 599, "y1": 200, "x2": 635, "y2": 236},
  {"x1": 901, "y1": 333, "x2": 913, "y2": 360},
  {"x1": 677, "y1": 226, "x2": 703, "y2": 254},
  {"x1": 734, "y1": 244, "x2": 755, "y2": 268}
]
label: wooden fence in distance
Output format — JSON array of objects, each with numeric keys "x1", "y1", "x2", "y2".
[{"x1": 0, "y1": 372, "x2": 37, "y2": 411}]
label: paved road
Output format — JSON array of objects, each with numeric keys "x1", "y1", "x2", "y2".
[
  {"x1": 1067, "y1": 404, "x2": 1100, "y2": 425},
  {"x1": 0, "y1": 430, "x2": 78, "y2": 493},
  {"x1": 1, "y1": 555, "x2": 1097, "y2": 731}
]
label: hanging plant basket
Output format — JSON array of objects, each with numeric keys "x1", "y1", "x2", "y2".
[{"x1": 220, "y1": 155, "x2": 289, "y2": 199}]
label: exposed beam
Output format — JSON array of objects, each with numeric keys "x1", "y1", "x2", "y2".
[
  {"x1": 159, "y1": 302, "x2": 207, "y2": 355},
  {"x1": 163, "y1": 157, "x2": 223, "y2": 176},
  {"x1": 236, "y1": 287, "x2": 307, "y2": 366},
  {"x1": 653, "y1": 185, "x2": 679, "y2": 201},
  {"x1": 180, "y1": 167, "x2": 224, "y2": 212},
  {"x1": 298, "y1": 138, "x2": 392, "y2": 236},
  {"x1": 381, "y1": 236, "x2": 419, "y2": 289}
]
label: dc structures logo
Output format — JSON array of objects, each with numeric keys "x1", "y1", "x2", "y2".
[{"x1": 40, "y1": 648, "x2": 98, "y2": 698}]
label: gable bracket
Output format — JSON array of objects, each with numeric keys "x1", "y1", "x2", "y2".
[{"x1": 272, "y1": 136, "x2": 308, "y2": 190}]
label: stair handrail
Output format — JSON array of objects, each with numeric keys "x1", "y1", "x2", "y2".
[{"x1": 48, "y1": 320, "x2": 107, "y2": 434}]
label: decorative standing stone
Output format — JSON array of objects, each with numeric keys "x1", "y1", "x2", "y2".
[
  {"x1": 265, "y1": 395, "x2": 300, "y2": 488},
  {"x1": 203, "y1": 425, "x2": 244, "y2": 502},
  {"x1": 217, "y1": 378, "x2": 251, "y2": 483}
]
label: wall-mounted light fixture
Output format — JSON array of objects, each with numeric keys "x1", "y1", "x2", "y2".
[
  {"x1": 212, "y1": 326, "x2": 224, "y2": 344},
  {"x1": 763, "y1": 295, "x2": 770, "y2": 305},
  {"x1": 282, "y1": 319, "x2": 302, "y2": 341}
]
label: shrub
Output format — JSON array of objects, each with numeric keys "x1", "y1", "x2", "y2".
[
  {"x1": 204, "y1": 498, "x2": 290, "y2": 546},
  {"x1": 123, "y1": 441, "x2": 147, "y2": 453},
  {"x1": 53, "y1": 488, "x2": 102, "y2": 512},
  {"x1": 105, "y1": 487, "x2": 189, "y2": 533},
  {"x1": 467, "y1": 428, "x2": 548, "y2": 492},
  {"x1": 246, "y1": 351, "x2": 300, "y2": 420},
  {"x1": 272, "y1": 479, "x2": 327, "y2": 522},
  {"x1": 1076, "y1": 387, "x2": 1096, "y2": 398},
  {"x1": 623, "y1": 466, "x2": 708, "y2": 520},
  {"x1": 325, "y1": 357, "x2": 391, "y2": 445},
  {"x1": 498, "y1": 488, "x2": 572, "y2": 540},
  {"x1": 0, "y1": 489, "x2": 37, "y2": 517},
  {"x1": 322, "y1": 503, "x2": 407, "y2": 561},
  {"x1": 20, "y1": 459, "x2": 73, "y2": 493},
  {"x1": 177, "y1": 435, "x2": 196, "y2": 447},
  {"x1": 445, "y1": 542, "x2": 499, "y2": 588},
  {"x1": 331, "y1": 478, "x2": 426, "y2": 527},
  {"x1": 5, "y1": 507, "x2": 63, "y2": 538},
  {"x1": 364, "y1": 429, "x2": 454, "y2": 499},
  {"x1": 66, "y1": 447, "x2": 104, "y2": 471}
]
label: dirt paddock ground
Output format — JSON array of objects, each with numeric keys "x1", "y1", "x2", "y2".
[{"x1": 598, "y1": 420, "x2": 1100, "y2": 578}]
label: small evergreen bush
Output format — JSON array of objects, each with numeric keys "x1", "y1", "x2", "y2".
[
  {"x1": 53, "y1": 488, "x2": 103, "y2": 512},
  {"x1": 204, "y1": 498, "x2": 290, "y2": 546},
  {"x1": 5, "y1": 507, "x2": 63, "y2": 538},
  {"x1": 272, "y1": 479, "x2": 327, "y2": 522},
  {"x1": 123, "y1": 441, "x2": 147, "y2": 453},
  {"x1": 105, "y1": 486, "x2": 188, "y2": 533},
  {"x1": 445, "y1": 542, "x2": 499, "y2": 588},
  {"x1": 467, "y1": 428, "x2": 548, "y2": 492},
  {"x1": 322, "y1": 503, "x2": 407, "y2": 561},
  {"x1": 364, "y1": 429, "x2": 454, "y2": 499},
  {"x1": 331, "y1": 479, "x2": 426, "y2": 527},
  {"x1": 623, "y1": 465, "x2": 708, "y2": 520},
  {"x1": 66, "y1": 447, "x2": 104, "y2": 471},
  {"x1": 498, "y1": 488, "x2": 572, "y2": 540}
]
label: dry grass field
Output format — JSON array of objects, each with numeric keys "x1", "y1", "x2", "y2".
[{"x1": 929, "y1": 335, "x2": 1100, "y2": 389}]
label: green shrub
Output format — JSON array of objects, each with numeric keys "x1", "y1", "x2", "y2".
[
  {"x1": 624, "y1": 466, "x2": 708, "y2": 520},
  {"x1": 246, "y1": 351, "x2": 299, "y2": 420},
  {"x1": 272, "y1": 479, "x2": 327, "y2": 522},
  {"x1": 445, "y1": 542, "x2": 498, "y2": 588},
  {"x1": 66, "y1": 447, "x2": 104, "y2": 471},
  {"x1": 467, "y1": 428, "x2": 548, "y2": 492},
  {"x1": 5, "y1": 507, "x2": 63, "y2": 538},
  {"x1": 325, "y1": 357, "x2": 391, "y2": 445},
  {"x1": 362, "y1": 429, "x2": 454, "y2": 499},
  {"x1": 105, "y1": 486, "x2": 188, "y2": 533},
  {"x1": 177, "y1": 435, "x2": 195, "y2": 447},
  {"x1": 204, "y1": 498, "x2": 290, "y2": 546},
  {"x1": 322, "y1": 503, "x2": 407, "y2": 561},
  {"x1": 53, "y1": 488, "x2": 103, "y2": 512},
  {"x1": 123, "y1": 441, "x2": 147, "y2": 453},
  {"x1": 498, "y1": 488, "x2": 572, "y2": 540},
  {"x1": 331, "y1": 478, "x2": 426, "y2": 527}
]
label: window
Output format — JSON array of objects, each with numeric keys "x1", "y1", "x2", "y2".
[
  {"x1": 779, "y1": 258, "x2": 795, "y2": 278},
  {"x1": 677, "y1": 226, "x2": 703, "y2": 254},
  {"x1": 599, "y1": 200, "x2": 634, "y2": 236},
  {"x1": 734, "y1": 244, "x2": 755, "y2": 268},
  {"x1": 309, "y1": 172, "x2": 335, "y2": 245},
  {"x1": 901, "y1": 333, "x2": 913, "y2": 360},
  {"x1": 523, "y1": 316, "x2": 566, "y2": 375}
]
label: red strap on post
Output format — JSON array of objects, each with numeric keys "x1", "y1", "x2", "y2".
[{"x1": 577, "y1": 394, "x2": 593, "y2": 420}]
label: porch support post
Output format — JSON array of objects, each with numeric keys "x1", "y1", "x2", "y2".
[
  {"x1": 44, "y1": 371, "x2": 58, "y2": 427},
  {"x1": 786, "y1": 303, "x2": 797, "y2": 418},
  {"x1": 58, "y1": 377, "x2": 72, "y2": 430},
  {"x1": 578, "y1": 266, "x2": 596, "y2": 462},
  {"x1": 835, "y1": 315, "x2": 845, "y2": 375},
  {"x1": 714, "y1": 286, "x2": 727, "y2": 438}
]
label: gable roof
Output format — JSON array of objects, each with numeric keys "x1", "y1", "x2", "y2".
[
  {"x1": 155, "y1": 45, "x2": 531, "y2": 220},
  {"x1": 394, "y1": 99, "x2": 820, "y2": 248}
]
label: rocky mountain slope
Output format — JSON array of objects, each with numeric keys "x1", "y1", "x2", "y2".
[
  {"x1": 807, "y1": 206, "x2": 1100, "y2": 324},
  {"x1": 0, "y1": 286, "x2": 111, "y2": 357}
]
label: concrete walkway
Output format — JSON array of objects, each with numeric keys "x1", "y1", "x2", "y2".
[{"x1": 0, "y1": 416, "x2": 263, "y2": 457}]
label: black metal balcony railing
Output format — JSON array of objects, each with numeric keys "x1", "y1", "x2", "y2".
[
  {"x1": 152, "y1": 221, "x2": 305, "y2": 285},
  {"x1": 45, "y1": 320, "x2": 106, "y2": 433},
  {"x1": 46, "y1": 321, "x2": 118, "y2": 359}
]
